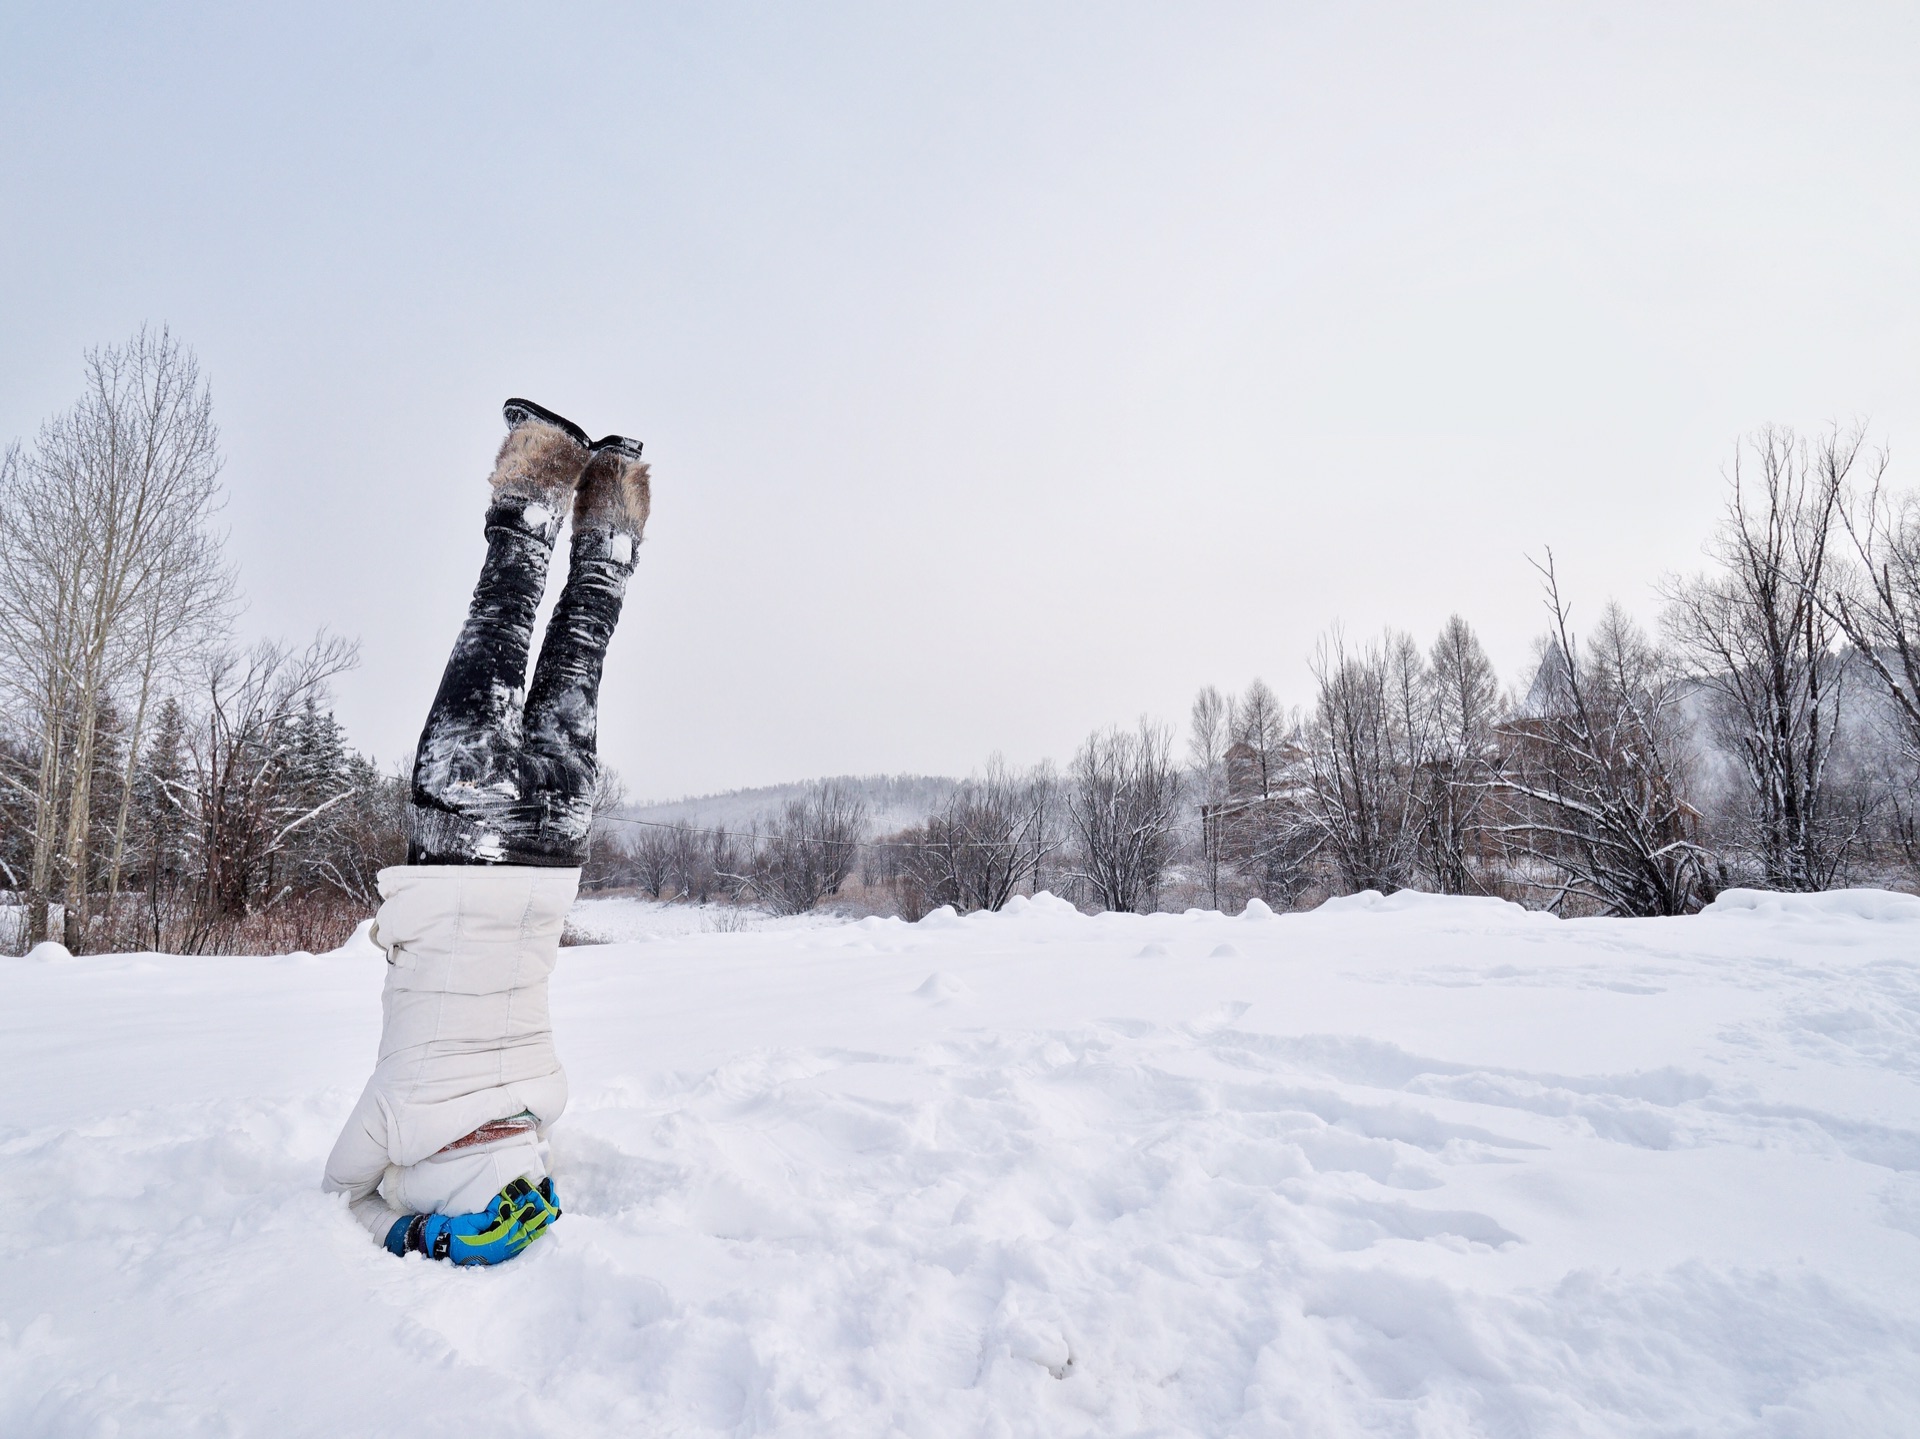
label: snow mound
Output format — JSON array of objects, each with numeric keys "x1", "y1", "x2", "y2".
[
  {"x1": 914, "y1": 970, "x2": 970, "y2": 1002},
  {"x1": 1312, "y1": 888, "x2": 1393, "y2": 914},
  {"x1": 329, "y1": 918, "x2": 382, "y2": 959},
  {"x1": 1000, "y1": 891, "x2": 1079, "y2": 918},
  {"x1": 1313, "y1": 888, "x2": 1534, "y2": 920},
  {"x1": 22, "y1": 941, "x2": 72, "y2": 963},
  {"x1": 1705, "y1": 887, "x2": 1920, "y2": 923}
]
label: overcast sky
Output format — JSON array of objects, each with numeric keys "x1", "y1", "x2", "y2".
[{"x1": 4, "y1": 3, "x2": 1916, "y2": 800}]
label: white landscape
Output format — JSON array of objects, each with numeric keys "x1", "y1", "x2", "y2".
[{"x1": 5, "y1": 889, "x2": 1919, "y2": 1437}]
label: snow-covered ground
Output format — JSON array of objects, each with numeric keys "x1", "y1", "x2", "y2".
[
  {"x1": 5, "y1": 889, "x2": 1920, "y2": 1437},
  {"x1": 565, "y1": 895, "x2": 845, "y2": 944}
]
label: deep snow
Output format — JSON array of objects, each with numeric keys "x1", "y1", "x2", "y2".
[{"x1": 4, "y1": 889, "x2": 1920, "y2": 1436}]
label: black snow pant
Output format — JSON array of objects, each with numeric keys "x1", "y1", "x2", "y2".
[{"x1": 407, "y1": 494, "x2": 635, "y2": 867}]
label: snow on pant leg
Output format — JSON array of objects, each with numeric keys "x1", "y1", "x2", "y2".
[
  {"x1": 508, "y1": 518, "x2": 639, "y2": 866},
  {"x1": 409, "y1": 420, "x2": 588, "y2": 865}
]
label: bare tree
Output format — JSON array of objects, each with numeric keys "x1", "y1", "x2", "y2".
[
  {"x1": 1231, "y1": 678, "x2": 1288, "y2": 801},
  {"x1": 907, "y1": 757, "x2": 1058, "y2": 913},
  {"x1": 1023, "y1": 758, "x2": 1062, "y2": 896},
  {"x1": 0, "y1": 328, "x2": 233, "y2": 949},
  {"x1": 267, "y1": 698, "x2": 404, "y2": 908},
  {"x1": 1664, "y1": 428, "x2": 1857, "y2": 888},
  {"x1": 302, "y1": 752, "x2": 406, "y2": 913},
  {"x1": 625, "y1": 822, "x2": 677, "y2": 898},
  {"x1": 751, "y1": 779, "x2": 868, "y2": 915},
  {"x1": 578, "y1": 765, "x2": 631, "y2": 888},
  {"x1": 0, "y1": 442, "x2": 77, "y2": 944},
  {"x1": 1188, "y1": 685, "x2": 1231, "y2": 907},
  {"x1": 186, "y1": 634, "x2": 359, "y2": 922},
  {"x1": 705, "y1": 823, "x2": 746, "y2": 902},
  {"x1": 1497, "y1": 559, "x2": 1713, "y2": 916},
  {"x1": 1420, "y1": 615, "x2": 1502, "y2": 893},
  {"x1": 1304, "y1": 629, "x2": 1428, "y2": 893},
  {"x1": 1204, "y1": 678, "x2": 1319, "y2": 910},
  {"x1": 1820, "y1": 436, "x2": 1920, "y2": 760},
  {"x1": 1067, "y1": 719, "x2": 1182, "y2": 913},
  {"x1": 653, "y1": 818, "x2": 720, "y2": 902}
]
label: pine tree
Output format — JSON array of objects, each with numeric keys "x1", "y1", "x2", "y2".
[{"x1": 128, "y1": 698, "x2": 189, "y2": 948}]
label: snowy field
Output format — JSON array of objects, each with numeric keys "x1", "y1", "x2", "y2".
[
  {"x1": 5, "y1": 890, "x2": 1920, "y2": 1437},
  {"x1": 565, "y1": 894, "x2": 846, "y2": 944}
]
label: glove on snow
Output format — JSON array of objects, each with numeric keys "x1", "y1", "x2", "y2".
[{"x1": 384, "y1": 1176, "x2": 562, "y2": 1265}]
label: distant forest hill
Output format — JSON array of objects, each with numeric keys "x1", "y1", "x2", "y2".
[{"x1": 622, "y1": 775, "x2": 961, "y2": 837}]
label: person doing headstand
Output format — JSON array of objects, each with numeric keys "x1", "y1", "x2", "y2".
[{"x1": 323, "y1": 399, "x2": 649, "y2": 1264}]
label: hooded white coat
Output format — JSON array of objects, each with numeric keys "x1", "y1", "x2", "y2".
[{"x1": 323, "y1": 864, "x2": 578, "y2": 1239}]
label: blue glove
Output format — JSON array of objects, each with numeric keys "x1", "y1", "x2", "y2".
[{"x1": 383, "y1": 1176, "x2": 562, "y2": 1264}]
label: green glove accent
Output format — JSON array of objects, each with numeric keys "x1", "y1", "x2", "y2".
[{"x1": 388, "y1": 1176, "x2": 563, "y2": 1265}]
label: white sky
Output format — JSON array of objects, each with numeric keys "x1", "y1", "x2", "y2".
[{"x1": 4, "y1": 3, "x2": 1916, "y2": 799}]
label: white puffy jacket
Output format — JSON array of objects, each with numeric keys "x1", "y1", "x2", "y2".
[{"x1": 323, "y1": 864, "x2": 578, "y2": 1240}]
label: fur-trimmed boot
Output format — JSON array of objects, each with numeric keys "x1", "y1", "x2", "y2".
[
  {"x1": 511, "y1": 436, "x2": 651, "y2": 864},
  {"x1": 408, "y1": 400, "x2": 593, "y2": 866},
  {"x1": 576, "y1": 435, "x2": 651, "y2": 549}
]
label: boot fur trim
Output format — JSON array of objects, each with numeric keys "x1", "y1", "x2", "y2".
[
  {"x1": 490, "y1": 421, "x2": 590, "y2": 507},
  {"x1": 575, "y1": 448, "x2": 651, "y2": 538}
]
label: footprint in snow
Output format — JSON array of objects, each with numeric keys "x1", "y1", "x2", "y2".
[{"x1": 1002, "y1": 1317, "x2": 1074, "y2": 1379}]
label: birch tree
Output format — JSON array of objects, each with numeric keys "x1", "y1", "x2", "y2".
[{"x1": 0, "y1": 328, "x2": 232, "y2": 949}]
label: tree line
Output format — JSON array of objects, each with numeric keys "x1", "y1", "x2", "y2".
[
  {"x1": 606, "y1": 425, "x2": 1920, "y2": 921},
  {"x1": 1150, "y1": 424, "x2": 1919, "y2": 916},
  {"x1": 10, "y1": 329, "x2": 1919, "y2": 948},
  {"x1": 1212, "y1": 423, "x2": 1920, "y2": 918},
  {"x1": 0, "y1": 329, "x2": 400, "y2": 954},
  {"x1": 1075, "y1": 425, "x2": 1918, "y2": 917}
]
